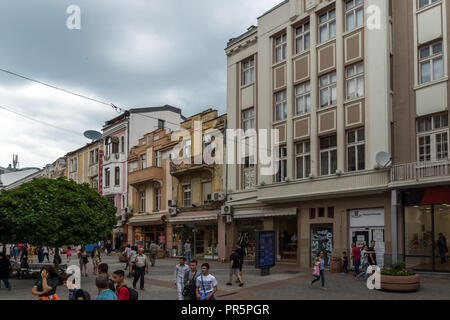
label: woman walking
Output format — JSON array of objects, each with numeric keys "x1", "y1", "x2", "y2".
[
  {"x1": 91, "y1": 247, "x2": 101, "y2": 275},
  {"x1": 32, "y1": 265, "x2": 63, "y2": 300},
  {"x1": 356, "y1": 245, "x2": 369, "y2": 280},
  {"x1": 66, "y1": 247, "x2": 72, "y2": 263},
  {"x1": 78, "y1": 247, "x2": 88, "y2": 277},
  {"x1": 309, "y1": 251, "x2": 327, "y2": 291}
]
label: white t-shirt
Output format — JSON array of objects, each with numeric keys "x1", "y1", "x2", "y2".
[
  {"x1": 184, "y1": 242, "x2": 191, "y2": 252},
  {"x1": 196, "y1": 274, "x2": 218, "y2": 294}
]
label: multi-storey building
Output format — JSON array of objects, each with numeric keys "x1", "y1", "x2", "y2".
[
  {"x1": 391, "y1": 0, "x2": 450, "y2": 273},
  {"x1": 225, "y1": 0, "x2": 393, "y2": 267},
  {"x1": 43, "y1": 157, "x2": 67, "y2": 180},
  {"x1": 66, "y1": 141, "x2": 101, "y2": 190},
  {"x1": 167, "y1": 109, "x2": 227, "y2": 261},
  {"x1": 126, "y1": 128, "x2": 176, "y2": 256},
  {"x1": 102, "y1": 105, "x2": 184, "y2": 249}
]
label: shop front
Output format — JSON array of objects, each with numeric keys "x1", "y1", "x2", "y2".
[
  {"x1": 168, "y1": 211, "x2": 222, "y2": 260},
  {"x1": 402, "y1": 186, "x2": 450, "y2": 272},
  {"x1": 128, "y1": 214, "x2": 167, "y2": 256}
]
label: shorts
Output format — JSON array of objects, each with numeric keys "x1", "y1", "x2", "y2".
[
  {"x1": 239, "y1": 263, "x2": 243, "y2": 272},
  {"x1": 230, "y1": 268, "x2": 240, "y2": 277}
]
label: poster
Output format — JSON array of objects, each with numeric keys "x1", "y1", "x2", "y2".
[{"x1": 255, "y1": 231, "x2": 275, "y2": 268}]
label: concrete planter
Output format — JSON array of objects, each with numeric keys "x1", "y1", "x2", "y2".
[{"x1": 380, "y1": 274, "x2": 420, "y2": 292}]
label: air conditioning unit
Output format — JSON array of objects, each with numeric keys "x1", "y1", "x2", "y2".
[
  {"x1": 168, "y1": 207, "x2": 178, "y2": 216},
  {"x1": 168, "y1": 200, "x2": 177, "y2": 207},
  {"x1": 221, "y1": 205, "x2": 233, "y2": 215},
  {"x1": 213, "y1": 192, "x2": 226, "y2": 202}
]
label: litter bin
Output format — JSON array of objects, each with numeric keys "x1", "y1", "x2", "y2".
[{"x1": 330, "y1": 257, "x2": 342, "y2": 273}]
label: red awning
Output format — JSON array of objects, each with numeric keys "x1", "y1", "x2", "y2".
[{"x1": 421, "y1": 186, "x2": 450, "y2": 205}]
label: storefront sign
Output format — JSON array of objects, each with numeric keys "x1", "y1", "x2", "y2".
[{"x1": 349, "y1": 208, "x2": 384, "y2": 227}]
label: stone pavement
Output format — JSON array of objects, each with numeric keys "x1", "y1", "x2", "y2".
[{"x1": 1, "y1": 254, "x2": 449, "y2": 300}]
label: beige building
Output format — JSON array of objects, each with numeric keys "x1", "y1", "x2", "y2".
[{"x1": 225, "y1": 0, "x2": 393, "y2": 268}]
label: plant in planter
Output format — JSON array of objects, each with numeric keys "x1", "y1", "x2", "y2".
[{"x1": 380, "y1": 261, "x2": 420, "y2": 292}]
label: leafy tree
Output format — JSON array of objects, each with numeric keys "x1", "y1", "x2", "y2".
[{"x1": 0, "y1": 178, "x2": 117, "y2": 256}]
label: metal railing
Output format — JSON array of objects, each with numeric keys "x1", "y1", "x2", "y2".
[{"x1": 391, "y1": 160, "x2": 450, "y2": 182}]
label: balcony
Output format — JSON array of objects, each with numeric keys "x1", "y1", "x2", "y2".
[
  {"x1": 128, "y1": 166, "x2": 163, "y2": 186},
  {"x1": 390, "y1": 160, "x2": 450, "y2": 187},
  {"x1": 170, "y1": 156, "x2": 214, "y2": 176}
]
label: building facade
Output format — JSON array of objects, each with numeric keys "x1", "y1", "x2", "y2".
[
  {"x1": 66, "y1": 142, "x2": 102, "y2": 190},
  {"x1": 225, "y1": 0, "x2": 393, "y2": 268}
]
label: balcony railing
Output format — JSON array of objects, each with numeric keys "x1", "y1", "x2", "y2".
[
  {"x1": 128, "y1": 166, "x2": 163, "y2": 186},
  {"x1": 391, "y1": 160, "x2": 450, "y2": 182}
]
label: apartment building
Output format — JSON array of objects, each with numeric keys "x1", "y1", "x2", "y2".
[
  {"x1": 391, "y1": 0, "x2": 450, "y2": 272},
  {"x1": 126, "y1": 128, "x2": 176, "y2": 257},
  {"x1": 102, "y1": 105, "x2": 184, "y2": 249},
  {"x1": 66, "y1": 141, "x2": 102, "y2": 191},
  {"x1": 225, "y1": 0, "x2": 393, "y2": 267},
  {"x1": 43, "y1": 157, "x2": 67, "y2": 180}
]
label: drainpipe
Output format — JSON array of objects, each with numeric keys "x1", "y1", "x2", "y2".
[{"x1": 391, "y1": 189, "x2": 398, "y2": 263}]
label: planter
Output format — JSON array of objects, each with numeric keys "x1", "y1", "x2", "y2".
[
  {"x1": 380, "y1": 274, "x2": 420, "y2": 292},
  {"x1": 330, "y1": 257, "x2": 342, "y2": 273}
]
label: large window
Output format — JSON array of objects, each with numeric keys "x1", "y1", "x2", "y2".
[
  {"x1": 295, "y1": 22, "x2": 310, "y2": 54},
  {"x1": 345, "y1": 0, "x2": 364, "y2": 31},
  {"x1": 121, "y1": 136, "x2": 125, "y2": 153},
  {"x1": 140, "y1": 191, "x2": 146, "y2": 213},
  {"x1": 274, "y1": 34, "x2": 287, "y2": 63},
  {"x1": 243, "y1": 156, "x2": 256, "y2": 190},
  {"x1": 242, "y1": 108, "x2": 255, "y2": 133},
  {"x1": 275, "y1": 91, "x2": 287, "y2": 121},
  {"x1": 295, "y1": 82, "x2": 311, "y2": 115},
  {"x1": 347, "y1": 128, "x2": 365, "y2": 172},
  {"x1": 202, "y1": 181, "x2": 212, "y2": 203},
  {"x1": 242, "y1": 58, "x2": 255, "y2": 85},
  {"x1": 419, "y1": 42, "x2": 444, "y2": 84},
  {"x1": 114, "y1": 167, "x2": 120, "y2": 186},
  {"x1": 320, "y1": 135, "x2": 337, "y2": 176},
  {"x1": 418, "y1": 0, "x2": 440, "y2": 9},
  {"x1": 140, "y1": 154, "x2": 146, "y2": 169},
  {"x1": 183, "y1": 185, "x2": 191, "y2": 208},
  {"x1": 346, "y1": 62, "x2": 364, "y2": 100},
  {"x1": 155, "y1": 151, "x2": 162, "y2": 168},
  {"x1": 319, "y1": 72, "x2": 337, "y2": 108},
  {"x1": 275, "y1": 145, "x2": 288, "y2": 182},
  {"x1": 155, "y1": 188, "x2": 161, "y2": 211},
  {"x1": 296, "y1": 141, "x2": 311, "y2": 179},
  {"x1": 105, "y1": 168, "x2": 110, "y2": 187},
  {"x1": 318, "y1": 8, "x2": 336, "y2": 43},
  {"x1": 417, "y1": 114, "x2": 449, "y2": 162}
]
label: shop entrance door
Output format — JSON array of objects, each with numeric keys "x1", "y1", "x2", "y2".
[
  {"x1": 352, "y1": 230, "x2": 369, "y2": 248},
  {"x1": 310, "y1": 225, "x2": 333, "y2": 266}
]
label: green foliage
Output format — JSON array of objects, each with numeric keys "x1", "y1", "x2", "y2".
[
  {"x1": 381, "y1": 261, "x2": 415, "y2": 276},
  {"x1": 0, "y1": 178, "x2": 116, "y2": 247}
]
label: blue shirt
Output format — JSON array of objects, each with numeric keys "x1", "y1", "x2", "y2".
[
  {"x1": 97, "y1": 289, "x2": 117, "y2": 300},
  {"x1": 319, "y1": 258, "x2": 325, "y2": 270}
]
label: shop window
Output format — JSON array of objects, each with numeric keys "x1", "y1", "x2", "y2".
[
  {"x1": 277, "y1": 216, "x2": 298, "y2": 262},
  {"x1": 309, "y1": 208, "x2": 316, "y2": 219}
]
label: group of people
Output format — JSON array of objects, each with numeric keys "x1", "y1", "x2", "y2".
[{"x1": 309, "y1": 240, "x2": 379, "y2": 291}]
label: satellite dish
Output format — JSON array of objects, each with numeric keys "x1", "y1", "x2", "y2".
[
  {"x1": 376, "y1": 151, "x2": 392, "y2": 168},
  {"x1": 84, "y1": 130, "x2": 102, "y2": 142}
]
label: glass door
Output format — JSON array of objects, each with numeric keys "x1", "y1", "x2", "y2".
[{"x1": 434, "y1": 205, "x2": 450, "y2": 272}]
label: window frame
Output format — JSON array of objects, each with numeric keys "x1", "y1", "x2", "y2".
[
  {"x1": 295, "y1": 21, "x2": 310, "y2": 54},
  {"x1": 114, "y1": 167, "x2": 120, "y2": 186},
  {"x1": 320, "y1": 135, "x2": 338, "y2": 176},
  {"x1": 274, "y1": 33, "x2": 287, "y2": 63},
  {"x1": 417, "y1": 114, "x2": 449, "y2": 163},
  {"x1": 275, "y1": 145, "x2": 288, "y2": 183},
  {"x1": 418, "y1": 0, "x2": 440, "y2": 10},
  {"x1": 242, "y1": 108, "x2": 255, "y2": 133},
  {"x1": 319, "y1": 72, "x2": 337, "y2": 108},
  {"x1": 346, "y1": 128, "x2": 366, "y2": 172},
  {"x1": 295, "y1": 81, "x2": 311, "y2": 115},
  {"x1": 346, "y1": 62, "x2": 364, "y2": 100},
  {"x1": 345, "y1": 0, "x2": 364, "y2": 32},
  {"x1": 274, "y1": 91, "x2": 288, "y2": 122},
  {"x1": 318, "y1": 8, "x2": 336, "y2": 43},
  {"x1": 419, "y1": 42, "x2": 444, "y2": 84},
  {"x1": 242, "y1": 57, "x2": 255, "y2": 85},
  {"x1": 182, "y1": 184, "x2": 191, "y2": 208},
  {"x1": 295, "y1": 141, "x2": 311, "y2": 180}
]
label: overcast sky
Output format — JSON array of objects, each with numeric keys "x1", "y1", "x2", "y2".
[{"x1": 0, "y1": 0, "x2": 280, "y2": 169}]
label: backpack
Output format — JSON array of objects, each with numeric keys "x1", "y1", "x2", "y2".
[{"x1": 120, "y1": 285, "x2": 139, "y2": 300}]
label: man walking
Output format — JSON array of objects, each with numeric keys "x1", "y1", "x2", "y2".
[
  {"x1": 149, "y1": 241, "x2": 158, "y2": 267},
  {"x1": 174, "y1": 257, "x2": 190, "y2": 300},
  {"x1": 0, "y1": 253, "x2": 12, "y2": 291},
  {"x1": 42, "y1": 247, "x2": 50, "y2": 263},
  {"x1": 226, "y1": 248, "x2": 244, "y2": 287},
  {"x1": 184, "y1": 239, "x2": 192, "y2": 264},
  {"x1": 183, "y1": 259, "x2": 199, "y2": 300},
  {"x1": 235, "y1": 243, "x2": 245, "y2": 281},
  {"x1": 132, "y1": 248, "x2": 149, "y2": 291},
  {"x1": 123, "y1": 245, "x2": 131, "y2": 270},
  {"x1": 351, "y1": 243, "x2": 361, "y2": 277},
  {"x1": 368, "y1": 240, "x2": 377, "y2": 266},
  {"x1": 96, "y1": 275, "x2": 117, "y2": 300}
]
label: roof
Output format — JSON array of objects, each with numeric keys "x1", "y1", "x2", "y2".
[
  {"x1": 0, "y1": 168, "x2": 40, "y2": 187},
  {"x1": 257, "y1": 0, "x2": 289, "y2": 19},
  {"x1": 129, "y1": 105, "x2": 184, "y2": 119},
  {"x1": 66, "y1": 139, "x2": 101, "y2": 157}
]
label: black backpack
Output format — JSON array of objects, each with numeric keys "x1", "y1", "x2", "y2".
[{"x1": 121, "y1": 285, "x2": 138, "y2": 300}]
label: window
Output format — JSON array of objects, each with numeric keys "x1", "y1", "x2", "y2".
[
  {"x1": 320, "y1": 135, "x2": 338, "y2": 176},
  {"x1": 105, "y1": 168, "x2": 110, "y2": 187},
  {"x1": 90, "y1": 150, "x2": 95, "y2": 165},
  {"x1": 140, "y1": 191, "x2": 146, "y2": 213},
  {"x1": 112, "y1": 141, "x2": 119, "y2": 154},
  {"x1": 328, "y1": 207, "x2": 334, "y2": 218},
  {"x1": 275, "y1": 145, "x2": 288, "y2": 182},
  {"x1": 274, "y1": 33, "x2": 287, "y2": 63},
  {"x1": 121, "y1": 136, "x2": 125, "y2": 153},
  {"x1": 242, "y1": 58, "x2": 255, "y2": 85},
  {"x1": 318, "y1": 208, "x2": 325, "y2": 218},
  {"x1": 309, "y1": 208, "x2": 316, "y2": 219},
  {"x1": 275, "y1": 91, "x2": 287, "y2": 121},
  {"x1": 158, "y1": 119, "x2": 165, "y2": 130},
  {"x1": 95, "y1": 149, "x2": 99, "y2": 163},
  {"x1": 318, "y1": 8, "x2": 336, "y2": 43},
  {"x1": 114, "y1": 167, "x2": 120, "y2": 186},
  {"x1": 417, "y1": 114, "x2": 449, "y2": 162},
  {"x1": 319, "y1": 72, "x2": 337, "y2": 108},
  {"x1": 202, "y1": 181, "x2": 212, "y2": 203},
  {"x1": 345, "y1": 0, "x2": 364, "y2": 31},
  {"x1": 296, "y1": 141, "x2": 311, "y2": 179},
  {"x1": 419, "y1": 42, "x2": 444, "y2": 84},
  {"x1": 140, "y1": 154, "x2": 146, "y2": 169},
  {"x1": 122, "y1": 195, "x2": 126, "y2": 209},
  {"x1": 184, "y1": 140, "x2": 191, "y2": 159},
  {"x1": 295, "y1": 82, "x2": 311, "y2": 115},
  {"x1": 242, "y1": 108, "x2": 255, "y2": 133},
  {"x1": 70, "y1": 158, "x2": 77, "y2": 173},
  {"x1": 418, "y1": 0, "x2": 440, "y2": 9},
  {"x1": 347, "y1": 128, "x2": 365, "y2": 172},
  {"x1": 155, "y1": 151, "x2": 162, "y2": 168},
  {"x1": 183, "y1": 185, "x2": 191, "y2": 207},
  {"x1": 155, "y1": 188, "x2": 161, "y2": 211},
  {"x1": 295, "y1": 22, "x2": 310, "y2": 54},
  {"x1": 243, "y1": 156, "x2": 256, "y2": 190},
  {"x1": 346, "y1": 62, "x2": 364, "y2": 99}
]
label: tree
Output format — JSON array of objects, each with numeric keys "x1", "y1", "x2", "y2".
[{"x1": 0, "y1": 178, "x2": 117, "y2": 260}]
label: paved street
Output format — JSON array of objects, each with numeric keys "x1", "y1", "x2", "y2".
[{"x1": 1, "y1": 254, "x2": 449, "y2": 300}]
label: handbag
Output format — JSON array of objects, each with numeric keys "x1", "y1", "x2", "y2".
[
  {"x1": 182, "y1": 271, "x2": 196, "y2": 297},
  {"x1": 313, "y1": 266, "x2": 320, "y2": 277}
]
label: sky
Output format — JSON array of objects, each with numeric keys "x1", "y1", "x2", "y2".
[{"x1": 0, "y1": 0, "x2": 281, "y2": 169}]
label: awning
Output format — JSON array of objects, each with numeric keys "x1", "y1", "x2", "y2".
[
  {"x1": 128, "y1": 213, "x2": 166, "y2": 226},
  {"x1": 421, "y1": 186, "x2": 450, "y2": 205},
  {"x1": 168, "y1": 210, "x2": 219, "y2": 223},
  {"x1": 233, "y1": 207, "x2": 297, "y2": 219}
]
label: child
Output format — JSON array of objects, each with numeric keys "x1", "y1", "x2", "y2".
[
  {"x1": 0, "y1": 253, "x2": 12, "y2": 291},
  {"x1": 112, "y1": 270, "x2": 130, "y2": 300},
  {"x1": 342, "y1": 251, "x2": 349, "y2": 274}
]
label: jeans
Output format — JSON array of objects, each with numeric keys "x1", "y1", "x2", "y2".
[
  {"x1": 185, "y1": 251, "x2": 191, "y2": 264},
  {"x1": 176, "y1": 281, "x2": 184, "y2": 300},
  {"x1": 79, "y1": 261, "x2": 87, "y2": 276},
  {"x1": 357, "y1": 262, "x2": 369, "y2": 279},
  {"x1": 311, "y1": 270, "x2": 325, "y2": 287},
  {"x1": 133, "y1": 266, "x2": 145, "y2": 289},
  {"x1": 0, "y1": 279, "x2": 10, "y2": 288},
  {"x1": 353, "y1": 260, "x2": 360, "y2": 276}
]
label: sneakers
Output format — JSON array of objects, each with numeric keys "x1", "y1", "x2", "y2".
[
  {"x1": 226, "y1": 282, "x2": 232, "y2": 286},
  {"x1": 239, "y1": 283, "x2": 244, "y2": 287}
]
